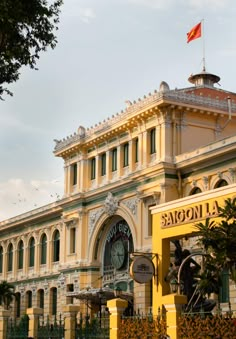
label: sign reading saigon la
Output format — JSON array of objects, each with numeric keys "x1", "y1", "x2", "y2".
[{"x1": 161, "y1": 200, "x2": 220, "y2": 228}]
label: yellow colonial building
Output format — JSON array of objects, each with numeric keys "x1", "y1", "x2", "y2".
[{"x1": 0, "y1": 69, "x2": 236, "y2": 319}]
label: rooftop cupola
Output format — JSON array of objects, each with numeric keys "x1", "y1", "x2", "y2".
[{"x1": 188, "y1": 67, "x2": 220, "y2": 88}]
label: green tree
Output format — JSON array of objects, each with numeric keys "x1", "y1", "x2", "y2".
[
  {"x1": 0, "y1": 280, "x2": 15, "y2": 309},
  {"x1": 195, "y1": 197, "x2": 236, "y2": 297},
  {"x1": 0, "y1": 0, "x2": 63, "y2": 99}
]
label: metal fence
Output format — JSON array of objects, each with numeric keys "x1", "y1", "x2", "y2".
[
  {"x1": 75, "y1": 313, "x2": 110, "y2": 339},
  {"x1": 7, "y1": 315, "x2": 29, "y2": 339},
  {"x1": 38, "y1": 314, "x2": 64, "y2": 339}
]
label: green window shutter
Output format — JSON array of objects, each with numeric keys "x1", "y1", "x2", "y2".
[
  {"x1": 18, "y1": 240, "x2": 24, "y2": 269},
  {"x1": 101, "y1": 153, "x2": 106, "y2": 176},
  {"x1": 112, "y1": 148, "x2": 117, "y2": 171},
  {"x1": 219, "y1": 268, "x2": 229, "y2": 303},
  {"x1": 0, "y1": 247, "x2": 3, "y2": 273},
  {"x1": 72, "y1": 163, "x2": 77, "y2": 185},
  {"x1": 123, "y1": 143, "x2": 129, "y2": 167},
  {"x1": 27, "y1": 291, "x2": 32, "y2": 308},
  {"x1": 52, "y1": 288, "x2": 57, "y2": 315},
  {"x1": 150, "y1": 128, "x2": 156, "y2": 154},
  {"x1": 135, "y1": 138, "x2": 139, "y2": 163},
  {"x1": 91, "y1": 157, "x2": 96, "y2": 180},
  {"x1": 39, "y1": 290, "x2": 44, "y2": 309},
  {"x1": 53, "y1": 230, "x2": 60, "y2": 262},
  {"x1": 41, "y1": 234, "x2": 47, "y2": 265},
  {"x1": 16, "y1": 293, "x2": 21, "y2": 318},
  {"x1": 29, "y1": 238, "x2": 35, "y2": 267},
  {"x1": 8, "y1": 243, "x2": 13, "y2": 271}
]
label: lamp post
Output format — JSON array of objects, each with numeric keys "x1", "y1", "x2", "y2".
[
  {"x1": 98, "y1": 289, "x2": 104, "y2": 328},
  {"x1": 170, "y1": 279, "x2": 179, "y2": 294}
]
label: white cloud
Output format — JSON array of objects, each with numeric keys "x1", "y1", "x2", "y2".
[
  {"x1": 127, "y1": 0, "x2": 175, "y2": 9},
  {"x1": 0, "y1": 178, "x2": 63, "y2": 221},
  {"x1": 187, "y1": 0, "x2": 230, "y2": 10},
  {"x1": 78, "y1": 8, "x2": 96, "y2": 23},
  {"x1": 128, "y1": 0, "x2": 230, "y2": 10}
]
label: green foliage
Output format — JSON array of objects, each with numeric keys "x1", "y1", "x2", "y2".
[
  {"x1": 119, "y1": 315, "x2": 167, "y2": 339},
  {"x1": 178, "y1": 314, "x2": 236, "y2": 339},
  {"x1": 0, "y1": 0, "x2": 63, "y2": 98},
  {"x1": 0, "y1": 280, "x2": 15, "y2": 309},
  {"x1": 195, "y1": 198, "x2": 236, "y2": 291}
]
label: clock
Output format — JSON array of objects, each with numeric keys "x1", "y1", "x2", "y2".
[{"x1": 111, "y1": 239, "x2": 125, "y2": 269}]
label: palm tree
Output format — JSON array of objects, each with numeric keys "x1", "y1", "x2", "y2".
[
  {"x1": 195, "y1": 197, "x2": 236, "y2": 300},
  {"x1": 0, "y1": 280, "x2": 15, "y2": 309}
]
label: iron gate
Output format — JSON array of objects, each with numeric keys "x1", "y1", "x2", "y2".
[
  {"x1": 38, "y1": 314, "x2": 64, "y2": 339},
  {"x1": 7, "y1": 315, "x2": 29, "y2": 339}
]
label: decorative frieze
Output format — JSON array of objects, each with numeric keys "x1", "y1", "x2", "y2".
[{"x1": 122, "y1": 198, "x2": 138, "y2": 216}]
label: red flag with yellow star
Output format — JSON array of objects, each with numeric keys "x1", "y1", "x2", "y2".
[{"x1": 187, "y1": 22, "x2": 202, "y2": 43}]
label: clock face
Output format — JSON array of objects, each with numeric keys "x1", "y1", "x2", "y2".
[{"x1": 111, "y1": 239, "x2": 125, "y2": 269}]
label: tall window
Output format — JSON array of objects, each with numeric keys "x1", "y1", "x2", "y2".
[
  {"x1": 150, "y1": 128, "x2": 156, "y2": 154},
  {"x1": 123, "y1": 143, "x2": 129, "y2": 167},
  {"x1": 219, "y1": 268, "x2": 229, "y2": 303},
  {"x1": 41, "y1": 234, "x2": 47, "y2": 265},
  {"x1": 70, "y1": 228, "x2": 76, "y2": 254},
  {"x1": 15, "y1": 292, "x2": 21, "y2": 318},
  {"x1": 72, "y1": 163, "x2": 77, "y2": 186},
  {"x1": 29, "y1": 237, "x2": 35, "y2": 267},
  {"x1": 0, "y1": 246, "x2": 3, "y2": 273},
  {"x1": 112, "y1": 148, "x2": 117, "y2": 172},
  {"x1": 26, "y1": 291, "x2": 32, "y2": 308},
  {"x1": 53, "y1": 230, "x2": 60, "y2": 262},
  {"x1": 101, "y1": 153, "x2": 106, "y2": 176},
  {"x1": 91, "y1": 157, "x2": 96, "y2": 180},
  {"x1": 8, "y1": 243, "x2": 13, "y2": 272},
  {"x1": 38, "y1": 289, "x2": 44, "y2": 309},
  {"x1": 18, "y1": 240, "x2": 24, "y2": 269},
  {"x1": 51, "y1": 288, "x2": 57, "y2": 316},
  {"x1": 135, "y1": 138, "x2": 139, "y2": 163}
]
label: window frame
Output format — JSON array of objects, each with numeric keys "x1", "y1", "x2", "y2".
[{"x1": 123, "y1": 143, "x2": 129, "y2": 167}]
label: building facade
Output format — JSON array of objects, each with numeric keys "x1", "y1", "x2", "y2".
[{"x1": 0, "y1": 70, "x2": 236, "y2": 318}]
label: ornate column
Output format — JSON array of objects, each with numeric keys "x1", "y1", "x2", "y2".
[
  {"x1": 26, "y1": 307, "x2": 43, "y2": 339},
  {"x1": 63, "y1": 305, "x2": 80, "y2": 339},
  {"x1": 162, "y1": 294, "x2": 187, "y2": 339},
  {"x1": 0, "y1": 308, "x2": 11, "y2": 339}
]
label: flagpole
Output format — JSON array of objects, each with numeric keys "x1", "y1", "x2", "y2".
[{"x1": 202, "y1": 19, "x2": 206, "y2": 71}]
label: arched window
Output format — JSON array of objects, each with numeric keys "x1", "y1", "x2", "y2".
[
  {"x1": 214, "y1": 179, "x2": 228, "y2": 188},
  {"x1": 18, "y1": 240, "x2": 24, "y2": 269},
  {"x1": 51, "y1": 287, "x2": 57, "y2": 315},
  {"x1": 189, "y1": 187, "x2": 202, "y2": 195},
  {"x1": 26, "y1": 290, "x2": 32, "y2": 308},
  {"x1": 53, "y1": 230, "x2": 60, "y2": 262},
  {"x1": 8, "y1": 243, "x2": 13, "y2": 272},
  {"x1": 0, "y1": 246, "x2": 3, "y2": 273},
  {"x1": 15, "y1": 292, "x2": 21, "y2": 318},
  {"x1": 41, "y1": 234, "x2": 47, "y2": 265},
  {"x1": 37, "y1": 289, "x2": 44, "y2": 310},
  {"x1": 29, "y1": 237, "x2": 35, "y2": 267}
]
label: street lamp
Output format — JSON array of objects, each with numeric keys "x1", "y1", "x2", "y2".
[
  {"x1": 170, "y1": 279, "x2": 179, "y2": 294},
  {"x1": 98, "y1": 289, "x2": 104, "y2": 327}
]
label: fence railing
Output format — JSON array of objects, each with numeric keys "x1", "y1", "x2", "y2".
[{"x1": 120, "y1": 309, "x2": 167, "y2": 339}]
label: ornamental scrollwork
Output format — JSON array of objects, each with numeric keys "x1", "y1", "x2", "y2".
[{"x1": 103, "y1": 192, "x2": 118, "y2": 217}]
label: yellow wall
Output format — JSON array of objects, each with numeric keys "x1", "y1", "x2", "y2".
[{"x1": 151, "y1": 184, "x2": 236, "y2": 313}]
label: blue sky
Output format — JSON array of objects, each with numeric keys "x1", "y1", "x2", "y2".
[{"x1": 1, "y1": 0, "x2": 236, "y2": 220}]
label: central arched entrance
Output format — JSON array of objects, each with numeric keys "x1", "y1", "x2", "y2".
[{"x1": 102, "y1": 217, "x2": 134, "y2": 295}]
